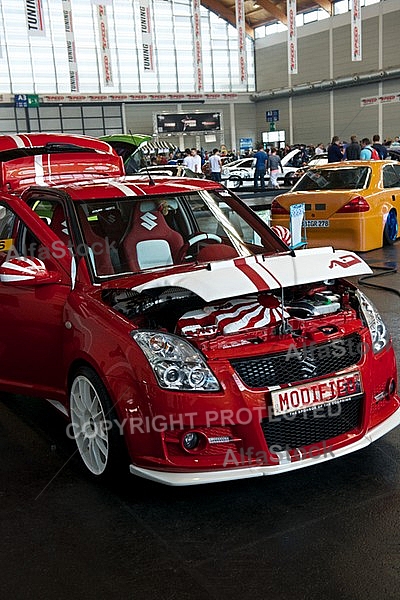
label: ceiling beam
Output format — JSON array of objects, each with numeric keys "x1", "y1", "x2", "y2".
[
  {"x1": 201, "y1": 1, "x2": 255, "y2": 38},
  {"x1": 256, "y1": 0, "x2": 288, "y2": 26},
  {"x1": 313, "y1": 0, "x2": 333, "y2": 14}
]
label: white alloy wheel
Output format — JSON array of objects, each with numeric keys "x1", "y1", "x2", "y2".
[{"x1": 70, "y1": 374, "x2": 110, "y2": 475}]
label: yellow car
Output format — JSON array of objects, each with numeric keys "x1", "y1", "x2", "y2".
[{"x1": 270, "y1": 160, "x2": 400, "y2": 251}]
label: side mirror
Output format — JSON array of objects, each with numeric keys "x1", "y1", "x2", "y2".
[
  {"x1": 270, "y1": 225, "x2": 291, "y2": 246},
  {"x1": 0, "y1": 257, "x2": 61, "y2": 286}
]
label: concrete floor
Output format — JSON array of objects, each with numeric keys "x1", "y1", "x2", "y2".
[{"x1": 1, "y1": 241, "x2": 400, "y2": 600}]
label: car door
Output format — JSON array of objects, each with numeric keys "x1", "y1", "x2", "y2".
[{"x1": 0, "y1": 194, "x2": 72, "y2": 397}]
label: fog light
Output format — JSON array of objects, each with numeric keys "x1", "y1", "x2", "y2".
[{"x1": 182, "y1": 431, "x2": 200, "y2": 451}]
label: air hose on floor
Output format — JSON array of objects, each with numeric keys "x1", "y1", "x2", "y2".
[{"x1": 358, "y1": 264, "x2": 400, "y2": 297}]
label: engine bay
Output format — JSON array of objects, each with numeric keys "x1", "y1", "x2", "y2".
[{"x1": 103, "y1": 279, "x2": 357, "y2": 341}]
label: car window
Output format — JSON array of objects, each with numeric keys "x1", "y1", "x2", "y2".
[
  {"x1": 32, "y1": 199, "x2": 71, "y2": 243},
  {"x1": 241, "y1": 159, "x2": 254, "y2": 168},
  {"x1": 0, "y1": 204, "x2": 16, "y2": 241},
  {"x1": 383, "y1": 164, "x2": 400, "y2": 188},
  {"x1": 0, "y1": 203, "x2": 55, "y2": 267},
  {"x1": 0, "y1": 204, "x2": 38, "y2": 260},
  {"x1": 0, "y1": 204, "x2": 17, "y2": 260},
  {"x1": 293, "y1": 166, "x2": 370, "y2": 191}
]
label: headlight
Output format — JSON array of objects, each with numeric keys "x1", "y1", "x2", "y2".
[
  {"x1": 355, "y1": 290, "x2": 388, "y2": 354},
  {"x1": 132, "y1": 331, "x2": 220, "y2": 391}
]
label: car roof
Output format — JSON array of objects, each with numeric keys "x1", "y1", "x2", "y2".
[{"x1": 45, "y1": 175, "x2": 222, "y2": 201}]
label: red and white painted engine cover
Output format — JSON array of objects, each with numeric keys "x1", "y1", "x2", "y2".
[{"x1": 176, "y1": 296, "x2": 289, "y2": 338}]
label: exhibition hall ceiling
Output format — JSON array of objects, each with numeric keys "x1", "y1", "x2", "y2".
[{"x1": 201, "y1": 0, "x2": 334, "y2": 36}]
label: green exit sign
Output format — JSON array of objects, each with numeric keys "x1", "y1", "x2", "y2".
[{"x1": 27, "y1": 94, "x2": 40, "y2": 107}]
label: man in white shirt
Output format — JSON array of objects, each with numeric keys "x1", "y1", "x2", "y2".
[
  {"x1": 209, "y1": 148, "x2": 222, "y2": 182},
  {"x1": 186, "y1": 147, "x2": 201, "y2": 173},
  {"x1": 182, "y1": 148, "x2": 191, "y2": 167}
]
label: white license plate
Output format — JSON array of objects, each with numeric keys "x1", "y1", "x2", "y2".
[
  {"x1": 271, "y1": 371, "x2": 362, "y2": 416},
  {"x1": 304, "y1": 220, "x2": 329, "y2": 227}
]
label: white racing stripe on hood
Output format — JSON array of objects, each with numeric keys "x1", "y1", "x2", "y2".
[{"x1": 131, "y1": 247, "x2": 372, "y2": 303}]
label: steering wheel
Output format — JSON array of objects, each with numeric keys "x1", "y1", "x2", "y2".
[
  {"x1": 182, "y1": 232, "x2": 222, "y2": 260},
  {"x1": 187, "y1": 232, "x2": 222, "y2": 247}
]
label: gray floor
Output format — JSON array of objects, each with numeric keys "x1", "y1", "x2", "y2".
[{"x1": 1, "y1": 238, "x2": 400, "y2": 600}]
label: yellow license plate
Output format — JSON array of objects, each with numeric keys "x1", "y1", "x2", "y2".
[{"x1": 0, "y1": 238, "x2": 14, "y2": 252}]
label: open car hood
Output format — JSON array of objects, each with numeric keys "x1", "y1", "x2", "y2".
[{"x1": 131, "y1": 247, "x2": 372, "y2": 302}]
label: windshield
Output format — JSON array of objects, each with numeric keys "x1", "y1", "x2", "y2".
[
  {"x1": 76, "y1": 190, "x2": 285, "y2": 278},
  {"x1": 293, "y1": 166, "x2": 370, "y2": 191}
]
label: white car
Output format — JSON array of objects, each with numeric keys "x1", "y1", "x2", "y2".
[{"x1": 221, "y1": 149, "x2": 303, "y2": 190}]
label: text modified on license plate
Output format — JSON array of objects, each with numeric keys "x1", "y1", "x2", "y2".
[
  {"x1": 304, "y1": 220, "x2": 329, "y2": 228},
  {"x1": 271, "y1": 371, "x2": 362, "y2": 416}
]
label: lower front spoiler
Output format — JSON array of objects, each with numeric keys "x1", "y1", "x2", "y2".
[{"x1": 130, "y1": 407, "x2": 400, "y2": 486}]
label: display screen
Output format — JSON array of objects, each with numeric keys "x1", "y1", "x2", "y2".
[{"x1": 156, "y1": 113, "x2": 221, "y2": 133}]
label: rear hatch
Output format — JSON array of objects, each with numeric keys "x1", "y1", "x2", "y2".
[
  {"x1": 274, "y1": 164, "x2": 372, "y2": 218},
  {"x1": 274, "y1": 190, "x2": 363, "y2": 219},
  {"x1": 0, "y1": 133, "x2": 124, "y2": 192}
]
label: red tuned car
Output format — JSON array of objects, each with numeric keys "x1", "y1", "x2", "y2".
[{"x1": 0, "y1": 136, "x2": 399, "y2": 485}]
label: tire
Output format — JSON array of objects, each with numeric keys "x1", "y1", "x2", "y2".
[
  {"x1": 69, "y1": 366, "x2": 127, "y2": 478},
  {"x1": 284, "y1": 171, "x2": 295, "y2": 187},
  {"x1": 383, "y1": 210, "x2": 398, "y2": 246},
  {"x1": 228, "y1": 175, "x2": 243, "y2": 189}
]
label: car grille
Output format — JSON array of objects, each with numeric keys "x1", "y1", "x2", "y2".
[
  {"x1": 261, "y1": 395, "x2": 363, "y2": 450},
  {"x1": 230, "y1": 333, "x2": 362, "y2": 389}
]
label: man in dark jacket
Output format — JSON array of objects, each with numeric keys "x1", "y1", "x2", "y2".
[
  {"x1": 372, "y1": 134, "x2": 388, "y2": 159},
  {"x1": 252, "y1": 143, "x2": 268, "y2": 192},
  {"x1": 345, "y1": 135, "x2": 361, "y2": 160},
  {"x1": 327, "y1": 136, "x2": 343, "y2": 162}
]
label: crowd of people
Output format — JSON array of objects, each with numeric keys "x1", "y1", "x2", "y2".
[
  {"x1": 145, "y1": 133, "x2": 398, "y2": 190},
  {"x1": 326, "y1": 134, "x2": 393, "y2": 161}
]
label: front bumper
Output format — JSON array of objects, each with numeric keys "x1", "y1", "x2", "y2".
[{"x1": 129, "y1": 405, "x2": 400, "y2": 485}]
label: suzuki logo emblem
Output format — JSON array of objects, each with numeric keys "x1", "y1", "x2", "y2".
[
  {"x1": 140, "y1": 212, "x2": 158, "y2": 230},
  {"x1": 300, "y1": 358, "x2": 318, "y2": 377}
]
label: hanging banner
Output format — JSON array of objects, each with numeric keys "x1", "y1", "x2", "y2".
[
  {"x1": 33, "y1": 92, "x2": 241, "y2": 104},
  {"x1": 139, "y1": 0, "x2": 154, "y2": 72},
  {"x1": 91, "y1": 0, "x2": 113, "y2": 5},
  {"x1": 193, "y1": 0, "x2": 203, "y2": 92},
  {"x1": 25, "y1": 0, "x2": 46, "y2": 37},
  {"x1": 287, "y1": 0, "x2": 297, "y2": 75},
  {"x1": 360, "y1": 94, "x2": 400, "y2": 108},
  {"x1": 95, "y1": 5, "x2": 113, "y2": 86},
  {"x1": 351, "y1": 0, "x2": 362, "y2": 61},
  {"x1": 235, "y1": 0, "x2": 247, "y2": 86},
  {"x1": 62, "y1": 0, "x2": 79, "y2": 92}
]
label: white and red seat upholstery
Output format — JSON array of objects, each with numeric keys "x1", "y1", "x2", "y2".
[{"x1": 122, "y1": 201, "x2": 184, "y2": 271}]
